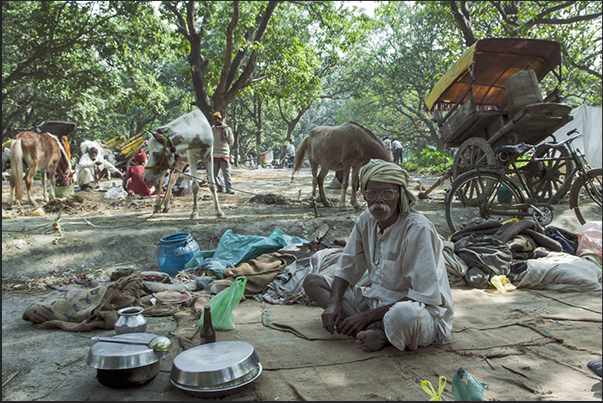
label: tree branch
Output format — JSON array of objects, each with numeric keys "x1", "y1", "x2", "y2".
[
  {"x1": 163, "y1": 1, "x2": 191, "y2": 40},
  {"x1": 559, "y1": 41, "x2": 603, "y2": 79},
  {"x1": 447, "y1": 1, "x2": 476, "y2": 47},
  {"x1": 218, "y1": 1, "x2": 240, "y2": 96},
  {"x1": 225, "y1": 1, "x2": 280, "y2": 104}
]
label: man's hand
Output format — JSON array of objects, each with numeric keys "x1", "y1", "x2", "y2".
[
  {"x1": 94, "y1": 161, "x2": 103, "y2": 166},
  {"x1": 321, "y1": 303, "x2": 342, "y2": 334},
  {"x1": 336, "y1": 312, "x2": 372, "y2": 337}
]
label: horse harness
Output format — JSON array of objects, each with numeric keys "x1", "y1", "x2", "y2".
[{"x1": 144, "y1": 131, "x2": 177, "y2": 171}]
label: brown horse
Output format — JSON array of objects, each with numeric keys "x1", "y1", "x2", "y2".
[
  {"x1": 292, "y1": 121, "x2": 391, "y2": 209},
  {"x1": 8, "y1": 131, "x2": 73, "y2": 207}
]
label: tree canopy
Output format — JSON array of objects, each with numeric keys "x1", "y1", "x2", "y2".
[{"x1": 2, "y1": 1, "x2": 601, "y2": 163}]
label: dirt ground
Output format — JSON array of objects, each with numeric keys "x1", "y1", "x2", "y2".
[{"x1": 2, "y1": 166, "x2": 601, "y2": 401}]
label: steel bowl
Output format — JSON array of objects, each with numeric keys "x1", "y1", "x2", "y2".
[
  {"x1": 170, "y1": 341, "x2": 261, "y2": 397},
  {"x1": 87, "y1": 333, "x2": 170, "y2": 388},
  {"x1": 87, "y1": 333, "x2": 169, "y2": 370}
]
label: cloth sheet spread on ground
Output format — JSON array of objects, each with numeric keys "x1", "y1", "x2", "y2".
[
  {"x1": 443, "y1": 218, "x2": 602, "y2": 292},
  {"x1": 20, "y1": 228, "x2": 306, "y2": 333}
]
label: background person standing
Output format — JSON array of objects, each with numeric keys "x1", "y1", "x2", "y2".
[
  {"x1": 392, "y1": 139, "x2": 403, "y2": 164},
  {"x1": 211, "y1": 111, "x2": 235, "y2": 194}
]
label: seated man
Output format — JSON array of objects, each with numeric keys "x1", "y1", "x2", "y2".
[
  {"x1": 123, "y1": 150, "x2": 155, "y2": 196},
  {"x1": 303, "y1": 159, "x2": 454, "y2": 352},
  {"x1": 77, "y1": 146, "x2": 123, "y2": 192}
]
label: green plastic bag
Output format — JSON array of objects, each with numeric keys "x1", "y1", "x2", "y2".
[
  {"x1": 452, "y1": 367, "x2": 489, "y2": 401},
  {"x1": 199, "y1": 276, "x2": 247, "y2": 330}
]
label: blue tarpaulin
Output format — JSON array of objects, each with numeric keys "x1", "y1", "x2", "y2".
[{"x1": 185, "y1": 228, "x2": 307, "y2": 268}]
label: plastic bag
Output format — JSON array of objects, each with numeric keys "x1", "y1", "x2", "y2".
[
  {"x1": 421, "y1": 376, "x2": 446, "y2": 401},
  {"x1": 199, "y1": 276, "x2": 247, "y2": 330},
  {"x1": 32, "y1": 207, "x2": 45, "y2": 216},
  {"x1": 104, "y1": 186, "x2": 127, "y2": 199},
  {"x1": 574, "y1": 221, "x2": 602, "y2": 259},
  {"x1": 490, "y1": 275, "x2": 516, "y2": 293},
  {"x1": 452, "y1": 368, "x2": 489, "y2": 401},
  {"x1": 186, "y1": 228, "x2": 307, "y2": 268}
]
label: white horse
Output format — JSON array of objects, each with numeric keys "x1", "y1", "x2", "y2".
[{"x1": 142, "y1": 109, "x2": 225, "y2": 219}]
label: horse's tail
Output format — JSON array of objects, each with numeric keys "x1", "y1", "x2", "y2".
[
  {"x1": 9, "y1": 139, "x2": 24, "y2": 201},
  {"x1": 292, "y1": 136, "x2": 309, "y2": 179}
]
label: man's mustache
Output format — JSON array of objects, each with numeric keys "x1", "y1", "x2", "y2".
[{"x1": 369, "y1": 203, "x2": 391, "y2": 213}]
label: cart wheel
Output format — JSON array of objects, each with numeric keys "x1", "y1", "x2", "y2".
[
  {"x1": 452, "y1": 138, "x2": 496, "y2": 178},
  {"x1": 522, "y1": 143, "x2": 574, "y2": 202},
  {"x1": 452, "y1": 138, "x2": 496, "y2": 206}
]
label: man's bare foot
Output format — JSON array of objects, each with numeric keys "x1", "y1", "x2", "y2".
[{"x1": 356, "y1": 328, "x2": 389, "y2": 352}]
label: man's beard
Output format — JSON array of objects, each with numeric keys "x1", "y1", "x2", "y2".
[{"x1": 369, "y1": 203, "x2": 391, "y2": 213}]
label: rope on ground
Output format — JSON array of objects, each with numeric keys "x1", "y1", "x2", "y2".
[
  {"x1": 181, "y1": 172, "x2": 262, "y2": 196},
  {"x1": 32, "y1": 376, "x2": 66, "y2": 401},
  {"x1": 532, "y1": 291, "x2": 602, "y2": 314}
]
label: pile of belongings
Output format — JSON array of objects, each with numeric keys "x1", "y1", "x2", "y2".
[{"x1": 442, "y1": 218, "x2": 602, "y2": 292}]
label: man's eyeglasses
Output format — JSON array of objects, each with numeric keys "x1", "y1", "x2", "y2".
[{"x1": 363, "y1": 189, "x2": 399, "y2": 201}]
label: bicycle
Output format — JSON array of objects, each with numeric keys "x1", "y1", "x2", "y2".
[{"x1": 445, "y1": 128, "x2": 602, "y2": 233}]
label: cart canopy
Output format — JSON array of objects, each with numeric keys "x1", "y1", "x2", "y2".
[{"x1": 426, "y1": 38, "x2": 561, "y2": 112}]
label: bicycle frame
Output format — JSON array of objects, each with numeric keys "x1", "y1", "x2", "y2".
[
  {"x1": 502, "y1": 130, "x2": 589, "y2": 203},
  {"x1": 446, "y1": 129, "x2": 596, "y2": 231}
]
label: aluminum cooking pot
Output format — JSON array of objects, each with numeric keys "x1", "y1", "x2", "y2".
[{"x1": 87, "y1": 333, "x2": 170, "y2": 389}]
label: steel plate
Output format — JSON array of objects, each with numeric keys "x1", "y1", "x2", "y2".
[
  {"x1": 171, "y1": 363, "x2": 262, "y2": 398},
  {"x1": 170, "y1": 341, "x2": 260, "y2": 389}
]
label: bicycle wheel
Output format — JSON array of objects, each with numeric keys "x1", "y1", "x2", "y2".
[
  {"x1": 523, "y1": 143, "x2": 574, "y2": 202},
  {"x1": 445, "y1": 169, "x2": 526, "y2": 233},
  {"x1": 570, "y1": 168, "x2": 602, "y2": 225}
]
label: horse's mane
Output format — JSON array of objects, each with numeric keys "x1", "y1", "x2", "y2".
[
  {"x1": 47, "y1": 133, "x2": 72, "y2": 171},
  {"x1": 346, "y1": 121, "x2": 382, "y2": 143}
]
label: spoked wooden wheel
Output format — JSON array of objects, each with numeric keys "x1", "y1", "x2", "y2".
[
  {"x1": 452, "y1": 138, "x2": 496, "y2": 178},
  {"x1": 522, "y1": 143, "x2": 574, "y2": 202},
  {"x1": 452, "y1": 138, "x2": 496, "y2": 205}
]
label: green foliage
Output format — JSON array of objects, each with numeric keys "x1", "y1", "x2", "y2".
[
  {"x1": 2, "y1": 0, "x2": 601, "y2": 166},
  {"x1": 400, "y1": 148, "x2": 453, "y2": 175}
]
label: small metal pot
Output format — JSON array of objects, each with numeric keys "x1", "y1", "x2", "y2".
[
  {"x1": 87, "y1": 333, "x2": 169, "y2": 389},
  {"x1": 114, "y1": 306, "x2": 147, "y2": 334}
]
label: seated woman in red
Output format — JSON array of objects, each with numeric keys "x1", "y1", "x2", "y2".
[{"x1": 123, "y1": 150, "x2": 156, "y2": 196}]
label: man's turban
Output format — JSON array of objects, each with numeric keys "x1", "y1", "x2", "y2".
[{"x1": 359, "y1": 159, "x2": 417, "y2": 215}]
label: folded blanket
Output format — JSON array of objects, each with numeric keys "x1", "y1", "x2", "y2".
[
  {"x1": 494, "y1": 219, "x2": 562, "y2": 252},
  {"x1": 22, "y1": 273, "x2": 151, "y2": 332}
]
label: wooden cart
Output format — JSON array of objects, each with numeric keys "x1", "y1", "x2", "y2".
[
  {"x1": 424, "y1": 38, "x2": 574, "y2": 200},
  {"x1": 102, "y1": 131, "x2": 146, "y2": 170}
]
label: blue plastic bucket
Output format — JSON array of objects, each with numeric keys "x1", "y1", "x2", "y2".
[{"x1": 157, "y1": 232, "x2": 200, "y2": 276}]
